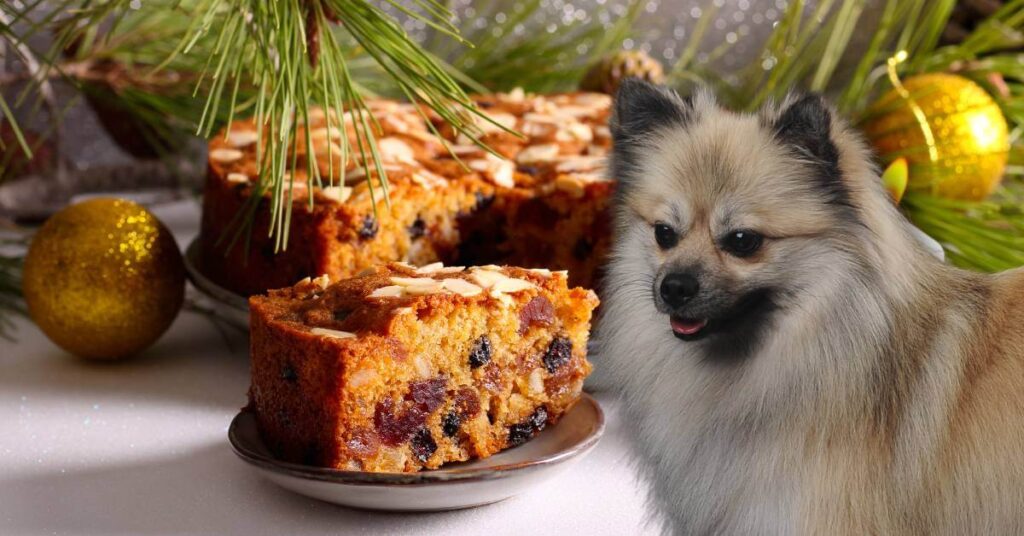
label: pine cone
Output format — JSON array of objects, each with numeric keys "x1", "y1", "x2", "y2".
[{"x1": 580, "y1": 50, "x2": 666, "y2": 95}]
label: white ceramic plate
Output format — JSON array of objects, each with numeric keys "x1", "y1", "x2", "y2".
[
  {"x1": 228, "y1": 393, "x2": 605, "y2": 511},
  {"x1": 182, "y1": 238, "x2": 250, "y2": 328}
]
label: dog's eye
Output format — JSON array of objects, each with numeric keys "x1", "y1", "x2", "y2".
[
  {"x1": 654, "y1": 223, "x2": 678, "y2": 249},
  {"x1": 721, "y1": 230, "x2": 763, "y2": 257}
]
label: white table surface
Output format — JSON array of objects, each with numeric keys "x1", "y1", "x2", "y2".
[{"x1": 0, "y1": 199, "x2": 655, "y2": 536}]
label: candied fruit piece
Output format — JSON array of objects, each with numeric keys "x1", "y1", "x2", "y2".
[
  {"x1": 410, "y1": 428, "x2": 437, "y2": 462},
  {"x1": 519, "y1": 296, "x2": 555, "y2": 334},
  {"x1": 468, "y1": 335, "x2": 492, "y2": 369},
  {"x1": 543, "y1": 336, "x2": 572, "y2": 372}
]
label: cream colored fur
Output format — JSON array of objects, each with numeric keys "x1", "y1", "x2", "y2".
[{"x1": 592, "y1": 87, "x2": 1024, "y2": 535}]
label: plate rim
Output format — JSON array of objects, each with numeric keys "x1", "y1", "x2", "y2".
[
  {"x1": 228, "y1": 392, "x2": 605, "y2": 487},
  {"x1": 183, "y1": 237, "x2": 250, "y2": 313}
]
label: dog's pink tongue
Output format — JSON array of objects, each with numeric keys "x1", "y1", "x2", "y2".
[{"x1": 671, "y1": 317, "x2": 708, "y2": 335}]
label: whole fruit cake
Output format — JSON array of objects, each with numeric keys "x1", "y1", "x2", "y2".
[
  {"x1": 248, "y1": 262, "x2": 599, "y2": 472},
  {"x1": 199, "y1": 89, "x2": 614, "y2": 296}
]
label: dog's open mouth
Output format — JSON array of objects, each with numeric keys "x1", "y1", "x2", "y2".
[{"x1": 670, "y1": 316, "x2": 709, "y2": 341}]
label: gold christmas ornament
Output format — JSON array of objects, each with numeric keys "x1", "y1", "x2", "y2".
[
  {"x1": 580, "y1": 50, "x2": 666, "y2": 95},
  {"x1": 861, "y1": 71, "x2": 1010, "y2": 201},
  {"x1": 23, "y1": 198, "x2": 185, "y2": 360}
]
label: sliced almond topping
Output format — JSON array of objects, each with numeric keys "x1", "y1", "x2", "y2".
[
  {"x1": 226, "y1": 172, "x2": 249, "y2": 183},
  {"x1": 555, "y1": 175, "x2": 586, "y2": 199},
  {"x1": 468, "y1": 157, "x2": 515, "y2": 189},
  {"x1": 505, "y1": 87, "x2": 526, "y2": 102},
  {"x1": 394, "y1": 261, "x2": 416, "y2": 270},
  {"x1": 390, "y1": 276, "x2": 438, "y2": 287},
  {"x1": 369, "y1": 285, "x2": 404, "y2": 298},
  {"x1": 516, "y1": 144, "x2": 560, "y2": 164},
  {"x1": 345, "y1": 164, "x2": 404, "y2": 183},
  {"x1": 434, "y1": 266, "x2": 466, "y2": 274},
  {"x1": 575, "y1": 93, "x2": 613, "y2": 108},
  {"x1": 403, "y1": 282, "x2": 446, "y2": 295},
  {"x1": 448, "y1": 144, "x2": 482, "y2": 155},
  {"x1": 559, "y1": 122, "x2": 593, "y2": 143},
  {"x1": 469, "y1": 268, "x2": 508, "y2": 289},
  {"x1": 296, "y1": 276, "x2": 312, "y2": 286},
  {"x1": 311, "y1": 327, "x2": 356, "y2": 339},
  {"x1": 410, "y1": 170, "x2": 446, "y2": 190},
  {"x1": 393, "y1": 306, "x2": 415, "y2": 316},
  {"x1": 574, "y1": 172, "x2": 610, "y2": 183},
  {"x1": 520, "y1": 122, "x2": 554, "y2": 137},
  {"x1": 210, "y1": 148, "x2": 244, "y2": 163},
  {"x1": 312, "y1": 274, "x2": 331, "y2": 290},
  {"x1": 528, "y1": 268, "x2": 553, "y2": 277},
  {"x1": 320, "y1": 185, "x2": 352, "y2": 203},
  {"x1": 491, "y1": 277, "x2": 535, "y2": 295},
  {"x1": 553, "y1": 270, "x2": 569, "y2": 278},
  {"x1": 555, "y1": 155, "x2": 605, "y2": 173},
  {"x1": 227, "y1": 130, "x2": 259, "y2": 148},
  {"x1": 311, "y1": 126, "x2": 345, "y2": 142},
  {"x1": 442, "y1": 278, "x2": 483, "y2": 297},
  {"x1": 478, "y1": 112, "x2": 517, "y2": 134},
  {"x1": 414, "y1": 262, "x2": 445, "y2": 274},
  {"x1": 377, "y1": 137, "x2": 416, "y2": 163}
]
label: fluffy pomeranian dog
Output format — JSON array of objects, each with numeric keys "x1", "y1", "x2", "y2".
[{"x1": 592, "y1": 79, "x2": 1024, "y2": 535}]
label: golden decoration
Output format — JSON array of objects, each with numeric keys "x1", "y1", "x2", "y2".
[
  {"x1": 861, "y1": 64, "x2": 1010, "y2": 201},
  {"x1": 580, "y1": 50, "x2": 666, "y2": 95},
  {"x1": 23, "y1": 198, "x2": 185, "y2": 360}
]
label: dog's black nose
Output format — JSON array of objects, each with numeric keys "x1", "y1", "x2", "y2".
[{"x1": 660, "y1": 273, "x2": 699, "y2": 307}]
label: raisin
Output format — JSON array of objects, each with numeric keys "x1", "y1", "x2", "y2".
[
  {"x1": 452, "y1": 387, "x2": 480, "y2": 418},
  {"x1": 442, "y1": 411, "x2": 461, "y2": 438},
  {"x1": 474, "y1": 191, "x2": 495, "y2": 211},
  {"x1": 508, "y1": 406, "x2": 548, "y2": 447},
  {"x1": 573, "y1": 238, "x2": 594, "y2": 261},
  {"x1": 468, "y1": 335, "x2": 492, "y2": 368},
  {"x1": 375, "y1": 377, "x2": 449, "y2": 446},
  {"x1": 543, "y1": 336, "x2": 572, "y2": 373},
  {"x1": 410, "y1": 428, "x2": 437, "y2": 462},
  {"x1": 519, "y1": 296, "x2": 555, "y2": 334},
  {"x1": 333, "y1": 308, "x2": 353, "y2": 322},
  {"x1": 516, "y1": 164, "x2": 540, "y2": 176},
  {"x1": 281, "y1": 364, "x2": 298, "y2": 382},
  {"x1": 405, "y1": 377, "x2": 448, "y2": 413},
  {"x1": 408, "y1": 216, "x2": 426, "y2": 239},
  {"x1": 358, "y1": 215, "x2": 378, "y2": 239}
]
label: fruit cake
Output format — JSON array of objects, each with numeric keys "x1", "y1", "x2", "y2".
[
  {"x1": 199, "y1": 89, "x2": 614, "y2": 296},
  {"x1": 248, "y1": 262, "x2": 599, "y2": 472}
]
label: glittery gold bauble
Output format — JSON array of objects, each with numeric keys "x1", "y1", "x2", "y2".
[
  {"x1": 23, "y1": 198, "x2": 185, "y2": 359},
  {"x1": 580, "y1": 50, "x2": 666, "y2": 95},
  {"x1": 862, "y1": 73, "x2": 1010, "y2": 201}
]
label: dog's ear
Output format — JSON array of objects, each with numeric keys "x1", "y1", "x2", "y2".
[
  {"x1": 771, "y1": 94, "x2": 845, "y2": 203},
  {"x1": 611, "y1": 78, "x2": 692, "y2": 143},
  {"x1": 610, "y1": 79, "x2": 693, "y2": 185}
]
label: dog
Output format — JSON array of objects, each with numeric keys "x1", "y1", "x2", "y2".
[{"x1": 591, "y1": 79, "x2": 1024, "y2": 535}]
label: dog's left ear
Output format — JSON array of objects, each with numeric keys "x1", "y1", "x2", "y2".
[{"x1": 772, "y1": 94, "x2": 841, "y2": 180}]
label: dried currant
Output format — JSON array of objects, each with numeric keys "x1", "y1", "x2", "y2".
[
  {"x1": 468, "y1": 335, "x2": 492, "y2": 369},
  {"x1": 474, "y1": 191, "x2": 495, "y2": 211},
  {"x1": 543, "y1": 336, "x2": 573, "y2": 372},
  {"x1": 358, "y1": 215, "x2": 379, "y2": 239},
  {"x1": 442, "y1": 411, "x2": 461, "y2": 438},
  {"x1": 408, "y1": 216, "x2": 426, "y2": 239},
  {"x1": 281, "y1": 363, "x2": 298, "y2": 382},
  {"x1": 516, "y1": 164, "x2": 540, "y2": 176},
  {"x1": 410, "y1": 428, "x2": 437, "y2": 462},
  {"x1": 508, "y1": 406, "x2": 548, "y2": 447}
]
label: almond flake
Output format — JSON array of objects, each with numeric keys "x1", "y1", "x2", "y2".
[
  {"x1": 516, "y1": 144, "x2": 560, "y2": 164},
  {"x1": 312, "y1": 274, "x2": 330, "y2": 290},
  {"x1": 561, "y1": 122, "x2": 593, "y2": 143},
  {"x1": 506, "y1": 87, "x2": 526, "y2": 102},
  {"x1": 595, "y1": 126, "x2": 612, "y2": 139},
  {"x1": 227, "y1": 130, "x2": 259, "y2": 148},
  {"x1": 320, "y1": 185, "x2": 352, "y2": 203},
  {"x1": 311, "y1": 327, "x2": 356, "y2": 339},
  {"x1": 434, "y1": 266, "x2": 466, "y2": 274},
  {"x1": 377, "y1": 137, "x2": 416, "y2": 163},
  {"x1": 555, "y1": 155, "x2": 605, "y2": 173},
  {"x1": 393, "y1": 307, "x2": 415, "y2": 316},
  {"x1": 210, "y1": 148, "x2": 244, "y2": 163},
  {"x1": 478, "y1": 112, "x2": 517, "y2": 134},
  {"x1": 403, "y1": 282, "x2": 445, "y2": 295},
  {"x1": 469, "y1": 268, "x2": 508, "y2": 289},
  {"x1": 528, "y1": 268, "x2": 553, "y2": 277},
  {"x1": 414, "y1": 262, "x2": 445, "y2": 274},
  {"x1": 491, "y1": 277, "x2": 535, "y2": 294},
  {"x1": 369, "y1": 285, "x2": 404, "y2": 298},
  {"x1": 555, "y1": 175, "x2": 585, "y2": 198},
  {"x1": 442, "y1": 278, "x2": 483, "y2": 297},
  {"x1": 468, "y1": 157, "x2": 515, "y2": 189},
  {"x1": 226, "y1": 172, "x2": 249, "y2": 183},
  {"x1": 345, "y1": 164, "x2": 403, "y2": 183},
  {"x1": 390, "y1": 276, "x2": 438, "y2": 287},
  {"x1": 311, "y1": 126, "x2": 345, "y2": 142}
]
